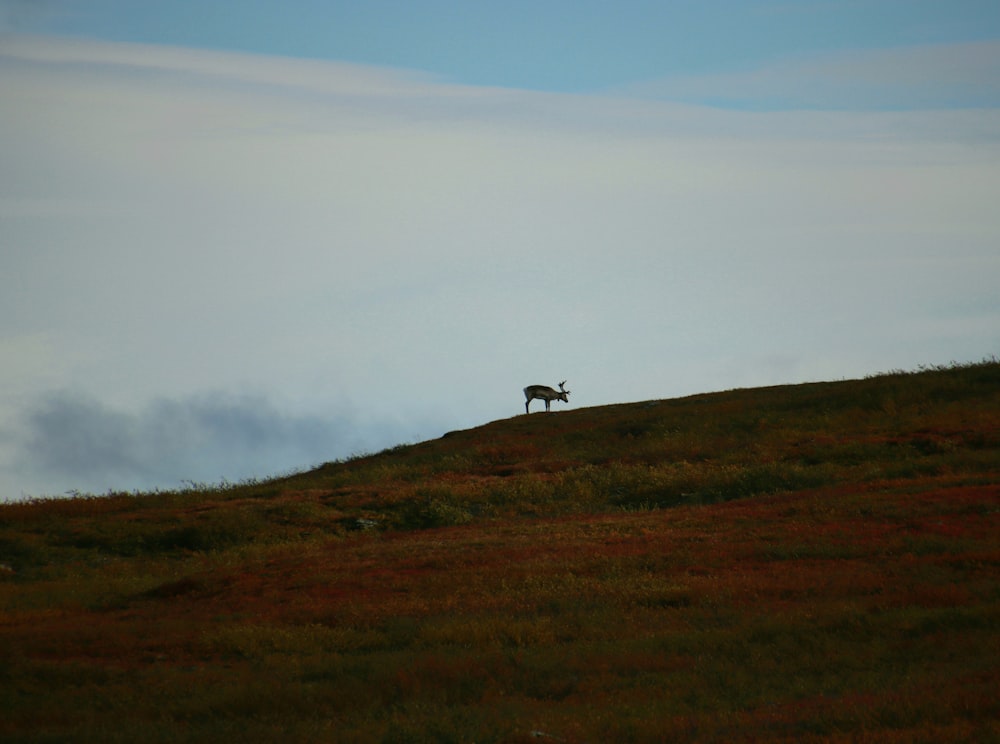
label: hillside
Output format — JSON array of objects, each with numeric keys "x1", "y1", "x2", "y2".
[{"x1": 2, "y1": 361, "x2": 999, "y2": 742}]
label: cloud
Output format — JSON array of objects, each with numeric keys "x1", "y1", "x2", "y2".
[
  {"x1": 4, "y1": 390, "x2": 399, "y2": 497},
  {"x1": 0, "y1": 32, "x2": 444, "y2": 98},
  {"x1": 1, "y1": 35, "x2": 998, "y2": 498},
  {"x1": 623, "y1": 41, "x2": 1000, "y2": 110}
]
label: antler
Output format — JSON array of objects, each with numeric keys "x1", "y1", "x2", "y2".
[{"x1": 559, "y1": 380, "x2": 569, "y2": 392}]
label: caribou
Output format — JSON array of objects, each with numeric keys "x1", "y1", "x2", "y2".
[{"x1": 523, "y1": 380, "x2": 570, "y2": 413}]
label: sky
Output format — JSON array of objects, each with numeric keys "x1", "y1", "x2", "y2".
[{"x1": 1, "y1": 1, "x2": 999, "y2": 500}]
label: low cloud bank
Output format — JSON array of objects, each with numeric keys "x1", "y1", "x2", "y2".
[{"x1": 5, "y1": 390, "x2": 409, "y2": 499}]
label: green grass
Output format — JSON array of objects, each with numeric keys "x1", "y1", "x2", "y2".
[{"x1": 2, "y1": 359, "x2": 999, "y2": 742}]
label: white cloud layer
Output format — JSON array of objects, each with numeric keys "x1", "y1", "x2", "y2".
[{"x1": 1, "y1": 36, "x2": 998, "y2": 498}]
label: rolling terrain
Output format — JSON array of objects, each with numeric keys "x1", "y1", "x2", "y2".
[{"x1": 2, "y1": 361, "x2": 999, "y2": 742}]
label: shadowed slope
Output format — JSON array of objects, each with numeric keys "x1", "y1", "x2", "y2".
[{"x1": 1, "y1": 360, "x2": 998, "y2": 742}]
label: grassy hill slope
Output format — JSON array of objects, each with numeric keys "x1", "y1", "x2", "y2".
[{"x1": 2, "y1": 361, "x2": 999, "y2": 742}]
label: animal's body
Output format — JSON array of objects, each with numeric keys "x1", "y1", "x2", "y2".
[{"x1": 523, "y1": 381, "x2": 570, "y2": 413}]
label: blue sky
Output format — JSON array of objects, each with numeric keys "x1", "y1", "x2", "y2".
[
  {"x1": 9, "y1": 1, "x2": 1000, "y2": 97},
  {"x1": 1, "y1": 1, "x2": 999, "y2": 498}
]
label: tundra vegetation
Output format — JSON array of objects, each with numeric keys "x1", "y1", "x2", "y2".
[{"x1": 1, "y1": 360, "x2": 998, "y2": 742}]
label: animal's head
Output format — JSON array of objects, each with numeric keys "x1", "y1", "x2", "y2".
[{"x1": 557, "y1": 380, "x2": 570, "y2": 401}]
